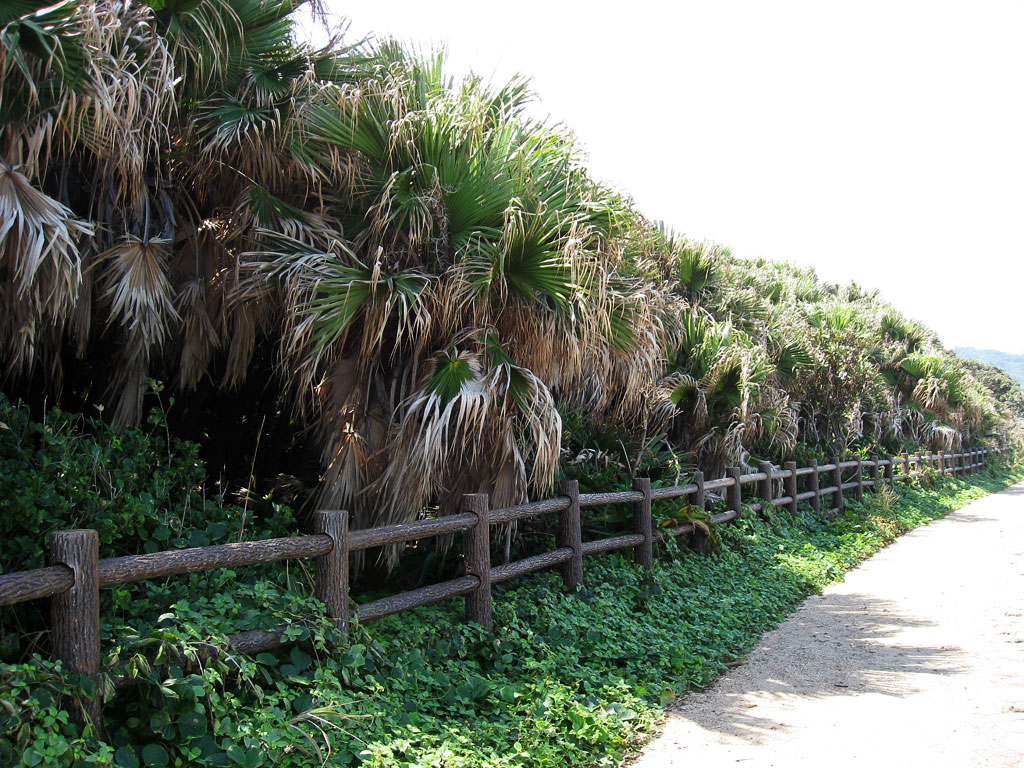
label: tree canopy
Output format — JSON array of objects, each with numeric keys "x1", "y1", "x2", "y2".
[{"x1": 1, "y1": 0, "x2": 1016, "y2": 537}]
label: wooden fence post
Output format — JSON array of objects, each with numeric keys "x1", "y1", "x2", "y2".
[
  {"x1": 463, "y1": 494, "x2": 493, "y2": 631},
  {"x1": 854, "y1": 458, "x2": 864, "y2": 502},
  {"x1": 809, "y1": 458, "x2": 821, "y2": 513},
  {"x1": 51, "y1": 530, "x2": 101, "y2": 728},
  {"x1": 314, "y1": 510, "x2": 349, "y2": 634},
  {"x1": 917, "y1": 451, "x2": 924, "y2": 478},
  {"x1": 925, "y1": 451, "x2": 932, "y2": 477},
  {"x1": 757, "y1": 461, "x2": 774, "y2": 514},
  {"x1": 726, "y1": 466, "x2": 743, "y2": 517},
  {"x1": 869, "y1": 454, "x2": 880, "y2": 489},
  {"x1": 632, "y1": 477, "x2": 653, "y2": 569},
  {"x1": 784, "y1": 461, "x2": 798, "y2": 515},
  {"x1": 902, "y1": 451, "x2": 910, "y2": 482},
  {"x1": 558, "y1": 480, "x2": 584, "y2": 590},
  {"x1": 939, "y1": 450, "x2": 947, "y2": 477},
  {"x1": 831, "y1": 456, "x2": 844, "y2": 513},
  {"x1": 690, "y1": 471, "x2": 708, "y2": 553}
]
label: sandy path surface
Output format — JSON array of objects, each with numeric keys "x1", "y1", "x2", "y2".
[{"x1": 631, "y1": 481, "x2": 1024, "y2": 768}]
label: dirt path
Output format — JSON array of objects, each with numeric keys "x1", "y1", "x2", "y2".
[{"x1": 631, "y1": 481, "x2": 1024, "y2": 768}]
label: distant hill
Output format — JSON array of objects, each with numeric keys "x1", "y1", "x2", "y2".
[{"x1": 955, "y1": 347, "x2": 1024, "y2": 387}]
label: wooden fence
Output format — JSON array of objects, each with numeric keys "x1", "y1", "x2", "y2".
[{"x1": 0, "y1": 447, "x2": 1008, "y2": 723}]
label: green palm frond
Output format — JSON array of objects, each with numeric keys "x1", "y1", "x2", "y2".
[
  {"x1": 497, "y1": 230, "x2": 574, "y2": 307},
  {"x1": 426, "y1": 348, "x2": 477, "y2": 404},
  {"x1": 198, "y1": 99, "x2": 281, "y2": 153},
  {"x1": 809, "y1": 304, "x2": 854, "y2": 332},
  {"x1": 0, "y1": 0, "x2": 57, "y2": 27},
  {"x1": 900, "y1": 352, "x2": 941, "y2": 381},
  {"x1": 774, "y1": 340, "x2": 814, "y2": 381},
  {"x1": 1, "y1": 1, "x2": 88, "y2": 121},
  {"x1": 307, "y1": 256, "x2": 428, "y2": 354}
]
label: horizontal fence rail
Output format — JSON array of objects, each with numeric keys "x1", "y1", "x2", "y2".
[{"x1": 0, "y1": 447, "x2": 1007, "y2": 725}]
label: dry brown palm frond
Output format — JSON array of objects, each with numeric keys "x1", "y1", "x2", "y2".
[
  {"x1": 98, "y1": 235, "x2": 177, "y2": 351},
  {"x1": 748, "y1": 389, "x2": 799, "y2": 453},
  {"x1": 355, "y1": 253, "x2": 433, "y2": 364},
  {"x1": 911, "y1": 376, "x2": 950, "y2": 418},
  {"x1": 359, "y1": 345, "x2": 561, "y2": 569},
  {"x1": 0, "y1": 162, "x2": 91, "y2": 308},
  {"x1": 0, "y1": 284, "x2": 38, "y2": 377},
  {"x1": 694, "y1": 421, "x2": 747, "y2": 479},
  {"x1": 80, "y1": 4, "x2": 173, "y2": 206},
  {"x1": 656, "y1": 371, "x2": 708, "y2": 431},
  {"x1": 0, "y1": 161, "x2": 93, "y2": 373},
  {"x1": 315, "y1": 357, "x2": 392, "y2": 530},
  {"x1": 494, "y1": 362, "x2": 562, "y2": 494},
  {"x1": 928, "y1": 424, "x2": 959, "y2": 452},
  {"x1": 183, "y1": 99, "x2": 311, "y2": 200},
  {"x1": 0, "y1": 120, "x2": 52, "y2": 184},
  {"x1": 17, "y1": 1, "x2": 177, "y2": 210},
  {"x1": 167, "y1": 218, "x2": 234, "y2": 390},
  {"x1": 868, "y1": 405, "x2": 905, "y2": 444},
  {"x1": 371, "y1": 350, "x2": 489, "y2": 538},
  {"x1": 175, "y1": 276, "x2": 219, "y2": 391},
  {"x1": 96, "y1": 234, "x2": 178, "y2": 429},
  {"x1": 110, "y1": 362, "x2": 148, "y2": 433},
  {"x1": 243, "y1": 246, "x2": 353, "y2": 405},
  {"x1": 69, "y1": 242, "x2": 97, "y2": 358},
  {"x1": 219, "y1": 298, "x2": 273, "y2": 391},
  {"x1": 649, "y1": 381, "x2": 681, "y2": 436},
  {"x1": 568, "y1": 271, "x2": 667, "y2": 426}
]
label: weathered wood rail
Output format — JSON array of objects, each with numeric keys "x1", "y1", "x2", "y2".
[{"x1": 0, "y1": 447, "x2": 1007, "y2": 723}]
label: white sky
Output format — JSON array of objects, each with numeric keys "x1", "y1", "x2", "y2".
[{"x1": 303, "y1": 0, "x2": 1024, "y2": 354}]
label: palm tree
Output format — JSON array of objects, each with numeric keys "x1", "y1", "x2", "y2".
[{"x1": 231, "y1": 48, "x2": 665, "y2": 546}]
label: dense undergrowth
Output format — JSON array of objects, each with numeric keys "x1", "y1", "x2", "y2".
[{"x1": 1, "y1": 394, "x2": 1019, "y2": 767}]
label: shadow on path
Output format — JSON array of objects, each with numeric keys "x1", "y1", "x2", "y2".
[{"x1": 670, "y1": 592, "x2": 964, "y2": 745}]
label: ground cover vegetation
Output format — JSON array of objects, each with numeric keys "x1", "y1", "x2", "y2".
[
  {"x1": 0, "y1": 394, "x2": 1019, "y2": 766},
  {"x1": 3, "y1": 0, "x2": 1024, "y2": 765}
]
